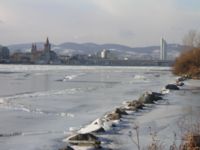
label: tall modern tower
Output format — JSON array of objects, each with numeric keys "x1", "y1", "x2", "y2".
[{"x1": 160, "y1": 38, "x2": 167, "y2": 60}]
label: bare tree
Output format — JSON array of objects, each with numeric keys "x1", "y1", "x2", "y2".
[{"x1": 182, "y1": 30, "x2": 200, "y2": 47}]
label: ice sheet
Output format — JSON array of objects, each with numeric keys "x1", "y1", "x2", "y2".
[{"x1": 0, "y1": 65, "x2": 195, "y2": 150}]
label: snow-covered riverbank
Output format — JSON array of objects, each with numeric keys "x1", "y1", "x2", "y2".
[{"x1": 62, "y1": 79, "x2": 200, "y2": 150}]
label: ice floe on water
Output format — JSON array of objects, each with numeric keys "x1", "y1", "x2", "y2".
[
  {"x1": 0, "y1": 98, "x2": 4, "y2": 104},
  {"x1": 1, "y1": 88, "x2": 84, "y2": 102},
  {"x1": 60, "y1": 112, "x2": 75, "y2": 118},
  {"x1": 62, "y1": 73, "x2": 85, "y2": 81},
  {"x1": 63, "y1": 75, "x2": 78, "y2": 81},
  {"x1": 133, "y1": 74, "x2": 147, "y2": 80}
]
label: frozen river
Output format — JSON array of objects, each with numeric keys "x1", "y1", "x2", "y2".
[{"x1": 0, "y1": 64, "x2": 198, "y2": 150}]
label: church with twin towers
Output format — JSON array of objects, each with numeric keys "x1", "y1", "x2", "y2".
[{"x1": 31, "y1": 37, "x2": 60, "y2": 64}]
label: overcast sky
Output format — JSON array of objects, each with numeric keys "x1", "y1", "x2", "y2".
[{"x1": 0, "y1": 0, "x2": 200, "y2": 46}]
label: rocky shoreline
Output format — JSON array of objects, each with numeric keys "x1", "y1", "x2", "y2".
[{"x1": 59, "y1": 76, "x2": 187, "y2": 150}]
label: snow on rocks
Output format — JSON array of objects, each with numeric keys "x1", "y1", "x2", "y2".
[
  {"x1": 161, "y1": 88, "x2": 170, "y2": 94},
  {"x1": 69, "y1": 127, "x2": 79, "y2": 132},
  {"x1": 176, "y1": 81, "x2": 184, "y2": 86},
  {"x1": 138, "y1": 91, "x2": 163, "y2": 104},
  {"x1": 62, "y1": 97, "x2": 163, "y2": 149},
  {"x1": 114, "y1": 108, "x2": 128, "y2": 115},
  {"x1": 64, "y1": 133, "x2": 101, "y2": 148},
  {"x1": 104, "y1": 112, "x2": 121, "y2": 121},
  {"x1": 62, "y1": 93, "x2": 165, "y2": 149},
  {"x1": 123, "y1": 100, "x2": 144, "y2": 111},
  {"x1": 78, "y1": 118, "x2": 105, "y2": 134}
]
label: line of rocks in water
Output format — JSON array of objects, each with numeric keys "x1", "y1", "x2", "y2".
[{"x1": 59, "y1": 76, "x2": 188, "y2": 150}]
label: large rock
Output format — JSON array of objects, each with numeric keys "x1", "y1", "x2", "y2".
[
  {"x1": 151, "y1": 92, "x2": 163, "y2": 101},
  {"x1": 114, "y1": 108, "x2": 128, "y2": 115},
  {"x1": 59, "y1": 146, "x2": 74, "y2": 150},
  {"x1": 93, "y1": 127, "x2": 105, "y2": 133},
  {"x1": 67, "y1": 133, "x2": 101, "y2": 148},
  {"x1": 138, "y1": 92, "x2": 154, "y2": 104},
  {"x1": 126, "y1": 100, "x2": 144, "y2": 110},
  {"x1": 176, "y1": 81, "x2": 184, "y2": 87},
  {"x1": 68, "y1": 133, "x2": 97, "y2": 141},
  {"x1": 165, "y1": 84, "x2": 180, "y2": 90},
  {"x1": 176, "y1": 77, "x2": 185, "y2": 82},
  {"x1": 138, "y1": 92, "x2": 163, "y2": 104},
  {"x1": 105, "y1": 112, "x2": 121, "y2": 121},
  {"x1": 176, "y1": 75, "x2": 189, "y2": 82}
]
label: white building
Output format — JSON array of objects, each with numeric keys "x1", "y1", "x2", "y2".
[
  {"x1": 160, "y1": 38, "x2": 167, "y2": 60},
  {"x1": 101, "y1": 49, "x2": 109, "y2": 59}
]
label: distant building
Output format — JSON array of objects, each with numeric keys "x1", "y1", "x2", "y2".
[
  {"x1": 31, "y1": 38, "x2": 60, "y2": 64},
  {"x1": 101, "y1": 49, "x2": 109, "y2": 59},
  {"x1": 0, "y1": 46, "x2": 10, "y2": 60},
  {"x1": 10, "y1": 52, "x2": 30, "y2": 63},
  {"x1": 160, "y1": 38, "x2": 167, "y2": 60}
]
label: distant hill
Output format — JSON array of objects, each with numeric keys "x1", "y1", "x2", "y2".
[{"x1": 7, "y1": 42, "x2": 187, "y2": 60}]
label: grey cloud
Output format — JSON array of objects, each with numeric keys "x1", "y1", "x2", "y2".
[{"x1": 0, "y1": 0, "x2": 200, "y2": 46}]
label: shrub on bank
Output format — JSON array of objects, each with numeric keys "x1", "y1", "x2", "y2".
[{"x1": 173, "y1": 48, "x2": 200, "y2": 79}]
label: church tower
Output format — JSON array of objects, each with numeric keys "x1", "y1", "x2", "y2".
[
  {"x1": 31, "y1": 43, "x2": 37, "y2": 53},
  {"x1": 44, "y1": 37, "x2": 51, "y2": 52},
  {"x1": 43, "y1": 37, "x2": 51, "y2": 63},
  {"x1": 31, "y1": 43, "x2": 37, "y2": 63}
]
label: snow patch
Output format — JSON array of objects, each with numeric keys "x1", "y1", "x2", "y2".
[
  {"x1": 69, "y1": 127, "x2": 78, "y2": 132},
  {"x1": 78, "y1": 118, "x2": 104, "y2": 134},
  {"x1": 133, "y1": 75, "x2": 146, "y2": 80},
  {"x1": 63, "y1": 75, "x2": 78, "y2": 81},
  {"x1": 60, "y1": 112, "x2": 74, "y2": 118},
  {"x1": 161, "y1": 88, "x2": 170, "y2": 94},
  {"x1": 0, "y1": 98, "x2": 4, "y2": 104}
]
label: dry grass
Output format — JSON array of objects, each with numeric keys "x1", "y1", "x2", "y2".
[
  {"x1": 172, "y1": 118, "x2": 200, "y2": 150},
  {"x1": 146, "y1": 127, "x2": 165, "y2": 150},
  {"x1": 142, "y1": 120, "x2": 200, "y2": 150},
  {"x1": 181, "y1": 133, "x2": 200, "y2": 150},
  {"x1": 129, "y1": 123, "x2": 141, "y2": 150},
  {"x1": 180, "y1": 120, "x2": 200, "y2": 150}
]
